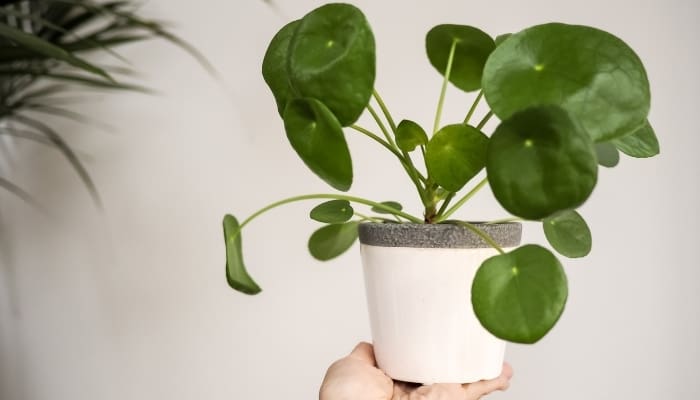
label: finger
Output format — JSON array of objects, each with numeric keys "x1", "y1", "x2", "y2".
[
  {"x1": 463, "y1": 363, "x2": 513, "y2": 396},
  {"x1": 348, "y1": 342, "x2": 377, "y2": 366}
]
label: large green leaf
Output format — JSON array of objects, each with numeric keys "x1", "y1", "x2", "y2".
[
  {"x1": 486, "y1": 106, "x2": 598, "y2": 220},
  {"x1": 395, "y1": 119, "x2": 428, "y2": 152},
  {"x1": 283, "y1": 98, "x2": 353, "y2": 191},
  {"x1": 543, "y1": 210, "x2": 592, "y2": 258},
  {"x1": 0, "y1": 21, "x2": 110, "y2": 79},
  {"x1": 287, "y1": 3, "x2": 375, "y2": 126},
  {"x1": 308, "y1": 222, "x2": 359, "y2": 261},
  {"x1": 426, "y1": 24, "x2": 495, "y2": 92},
  {"x1": 482, "y1": 23, "x2": 650, "y2": 142},
  {"x1": 426, "y1": 124, "x2": 489, "y2": 192},
  {"x1": 262, "y1": 20, "x2": 299, "y2": 116},
  {"x1": 472, "y1": 244, "x2": 568, "y2": 344},
  {"x1": 612, "y1": 121, "x2": 660, "y2": 158},
  {"x1": 310, "y1": 200, "x2": 353, "y2": 223},
  {"x1": 223, "y1": 214, "x2": 262, "y2": 295}
]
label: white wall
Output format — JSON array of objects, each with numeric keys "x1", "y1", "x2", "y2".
[{"x1": 1, "y1": 0, "x2": 698, "y2": 399}]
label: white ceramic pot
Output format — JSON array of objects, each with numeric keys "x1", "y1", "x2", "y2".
[{"x1": 358, "y1": 222, "x2": 522, "y2": 384}]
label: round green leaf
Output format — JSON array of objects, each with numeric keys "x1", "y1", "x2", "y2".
[
  {"x1": 426, "y1": 124, "x2": 489, "y2": 192},
  {"x1": 613, "y1": 121, "x2": 660, "y2": 158},
  {"x1": 283, "y1": 98, "x2": 353, "y2": 191},
  {"x1": 543, "y1": 210, "x2": 592, "y2": 258},
  {"x1": 308, "y1": 222, "x2": 359, "y2": 261},
  {"x1": 486, "y1": 106, "x2": 598, "y2": 220},
  {"x1": 371, "y1": 201, "x2": 403, "y2": 214},
  {"x1": 426, "y1": 24, "x2": 495, "y2": 92},
  {"x1": 288, "y1": 3, "x2": 375, "y2": 126},
  {"x1": 595, "y1": 142, "x2": 620, "y2": 168},
  {"x1": 396, "y1": 119, "x2": 428, "y2": 152},
  {"x1": 310, "y1": 200, "x2": 353, "y2": 223},
  {"x1": 262, "y1": 20, "x2": 300, "y2": 116},
  {"x1": 472, "y1": 244, "x2": 568, "y2": 344},
  {"x1": 223, "y1": 214, "x2": 261, "y2": 295},
  {"x1": 482, "y1": 23, "x2": 650, "y2": 142}
]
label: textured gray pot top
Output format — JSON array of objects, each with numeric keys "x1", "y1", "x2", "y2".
[{"x1": 358, "y1": 222, "x2": 522, "y2": 249}]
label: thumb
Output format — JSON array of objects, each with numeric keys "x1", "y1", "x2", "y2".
[{"x1": 348, "y1": 342, "x2": 377, "y2": 366}]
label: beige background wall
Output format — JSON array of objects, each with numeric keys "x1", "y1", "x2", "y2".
[{"x1": 1, "y1": 0, "x2": 698, "y2": 399}]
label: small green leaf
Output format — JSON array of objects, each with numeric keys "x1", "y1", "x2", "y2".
[
  {"x1": 283, "y1": 98, "x2": 353, "y2": 191},
  {"x1": 613, "y1": 121, "x2": 660, "y2": 158},
  {"x1": 288, "y1": 3, "x2": 375, "y2": 126},
  {"x1": 371, "y1": 201, "x2": 403, "y2": 214},
  {"x1": 482, "y1": 23, "x2": 650, "y2": 142},
  {"x1": 595, "y1": 142, "x2": 620, "y2": 168},
  {"x1": 543, "y1": 210, "x2": 592, "y2": 258},
  {"x1": 223, "y1": 214, "x2": 262, "y2": 295},
  {"x1": 426, "y1": 124, "x2": 489, "y2": 192},
  {"x1": 308, "y1": 222, "x2": 359, "y2": 261},
  {"x1": 396, "y1": 120, "x2": 428, "y2": 152},
  {"x1": 262, "y1": 20, "x2": 300, "y2": 116},
  {"x1": 426, "y1": 24, "x2": 495, "y2": 92},
  {"x1": 494, "y1": 33, "x2": 512, "y2": 46},
  {"x1": 472, "y1": 244, "x2": 568, "y2": 344},
  {"x1": 310, "y1": 200, "x2": 353, "y2": 223},
  {"x1": 486, "y1": 106, "x2": 598, "y2": 220}
]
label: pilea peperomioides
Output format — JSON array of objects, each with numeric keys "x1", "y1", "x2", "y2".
[{"x1": 222, "y1": 3, "x2": 657, "y2": 344}]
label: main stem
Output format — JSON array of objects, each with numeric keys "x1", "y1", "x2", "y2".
[
  {"x1": 433, "y1": 39, "x2": 458, "y2": 134},
  {"x1": 436, "y1": 177, "x2": 488, "y2": 222},
  {"x1": 239, "y1": 194, "x2": 423, "y2": 231}
]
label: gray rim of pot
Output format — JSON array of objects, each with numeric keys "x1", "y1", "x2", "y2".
[{"x1": 358, "y1": 222, "x2": 522, "y2": 249}]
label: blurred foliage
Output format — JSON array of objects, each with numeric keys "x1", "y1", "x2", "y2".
[{"x1": 0, "y1": 0, "x2": 211, "y2": 206}]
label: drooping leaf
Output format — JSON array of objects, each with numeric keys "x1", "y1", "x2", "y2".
[
  {"x1": 426, "y1": 124, "x2": 489, "y2": 192},
  {"x1": 287, "y1": 3, "x2": 375, "y2": 126},
  {"x1": 612, "y1": 121, "x2": 660, "y2": 158},
  {"x1": 308, "y1": 222, "x2": 359, "y2": 261},
  {"x1": 395, "y1": 119, "x2": 428, "y2": 152},
  {"x1": 0, "y1": 21, "x2": 110, "y2": 79},
  {"x1": 223, "y1": 214, "x2": 262, "y2": 295},
  {"x1": 543, "y1": 210, "x2": 592, "y2": 258},
  {"x1": 283, "y1": 98, "x2": 353, "y2": 191},
  {"x1": 262, "y1": 20, "x2": 299, "y2": 116},
  {"x1": 472, "y1": 244, "x2": 568, "y2": 344},
  {"x1": 310, "y1": 200, "x2": 353, "y2": 223},
  {"x1": 371, "y1": 201, "x2": 403, "y2": 214},
  {"x1": 426, "y1": 24, "x2": 495, "y2": 92},
  {"x1": 595, "y1": 142, "x2": 620, "y2": 168},
  {"x1": 486, "y1": 106, "x2": 597, "y2": 220},
  {"x1": 482, "y1": 23, "x2": 650, "y2": 142}
]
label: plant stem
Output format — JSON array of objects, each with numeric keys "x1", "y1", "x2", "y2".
[
  {"x1": 433, "y1": 39, "x2": 458, "y2": 134},
  {"x1": 372, "y1": 89, "x2": 397, "y2": 133},
  {"x1": 350, "y1": 124, "x2": 427, "y2": 202},
  {"x1": 349, "y1": 124, "x2": 402, "y2": 159},
  {"x1": 463, "y1": 91, "x2": 483, "y2": 124},
  {"x1": 354, "y1": 212, "x2": 383, "y2": 223},
  {"x1": 239, "y1": 194, "x2": 424, "y2": 231},
  {"x1": 442, "y1": 220, "x2": 505, "y2": 254},
  {"x1": 436, "y1": 177, "x2": 488, "y2": 222},
  {"x1": 486, "y1": 217, "x2": 523, "y2": 224},
  {"x1": 436, "y1": 192, "x2": 455, "y2": 218},
  {"x1": 476, "y1": 110, "x2": 494, "y2": 130},
  {"x1": 367, "y1": 104, "x2": 396, "y2": 149}
]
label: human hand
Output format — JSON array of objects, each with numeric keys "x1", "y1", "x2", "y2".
[{"x1": 320, "y1": 342, "x2": 513, "y2": 400}]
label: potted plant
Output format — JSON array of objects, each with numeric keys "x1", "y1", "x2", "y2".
[{"x1": 222, "y1": 3, "x2": 658, "y2": 384}]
